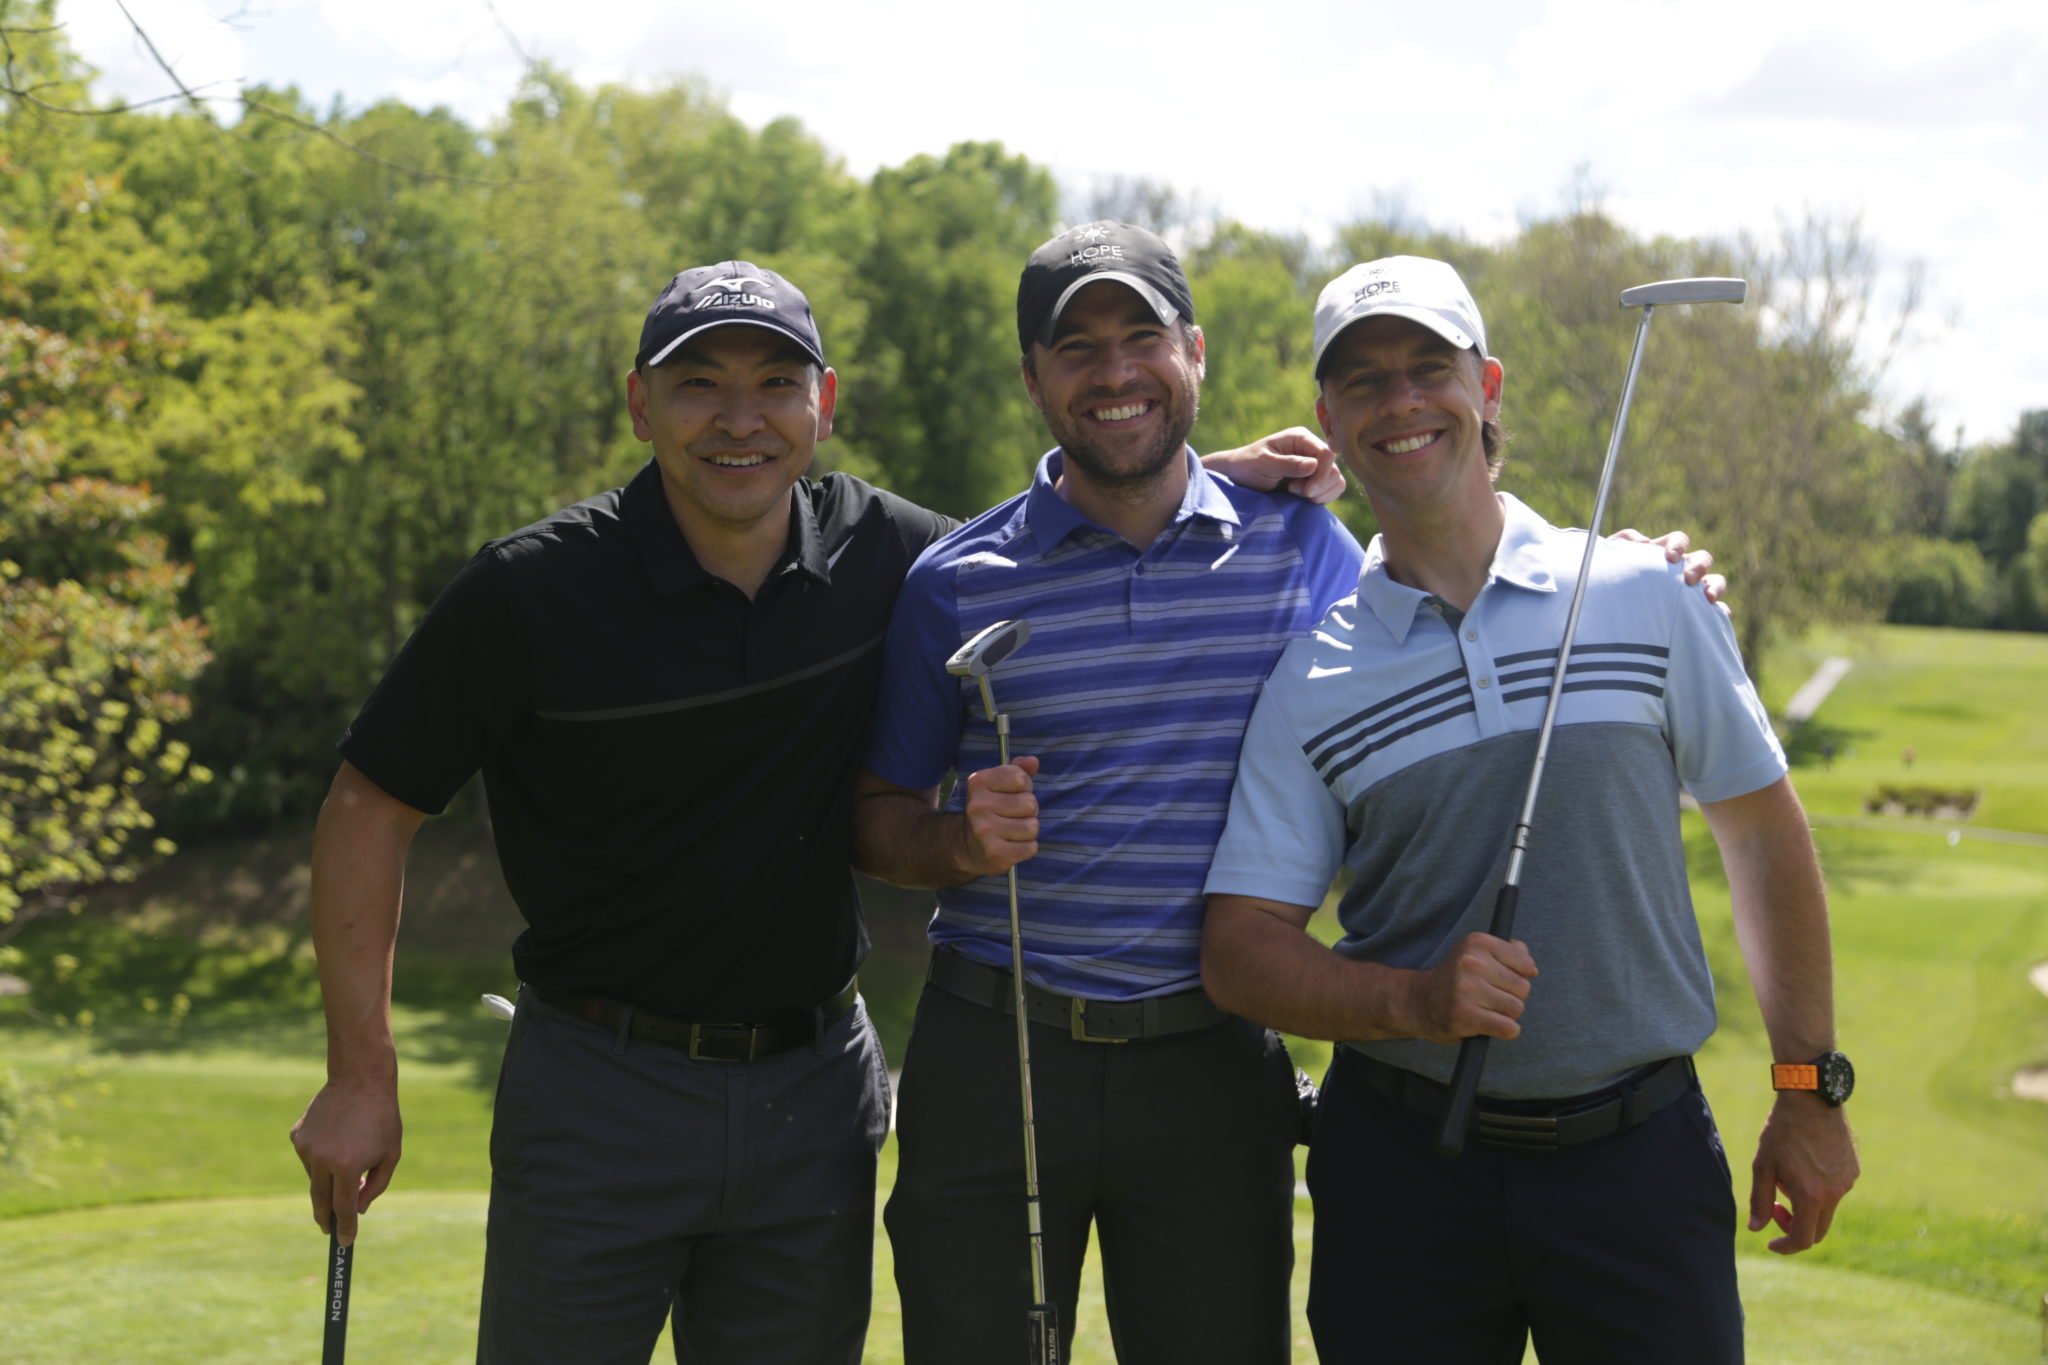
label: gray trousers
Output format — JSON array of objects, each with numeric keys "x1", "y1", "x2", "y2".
[
  {"x1": 886, "y1": 980, "x2": 1301, "y2": 1364},
  {"x1": 476, "y1": 988, "x2": 890, "y2": 1365}
]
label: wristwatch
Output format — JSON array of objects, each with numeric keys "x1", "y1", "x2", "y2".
[{"x1": 1771, "y1": 1051, "x2": 1854, "y2": 1106}]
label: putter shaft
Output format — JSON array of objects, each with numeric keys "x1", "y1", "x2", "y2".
[
  {"x1": 947, "y1": 620, "x2": 1058, "y2": 1362},
  {"x1": 998, "y1": 712, "x2": 1061, "y2": 1364},
  {"x1": 1435, "y1": 298, "x2": 1663, "y2": 1158}
]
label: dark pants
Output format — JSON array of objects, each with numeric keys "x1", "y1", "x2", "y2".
[
  {"x1": 1306, "y1": 1047, "x2": 1744, "y2": 1365},
  {"x1": 476, "y1": 988, "x2": 890, "y2": 1365},
  {"x1": 886, "y1": 980, "x2": 1301, "y2": 1365}
]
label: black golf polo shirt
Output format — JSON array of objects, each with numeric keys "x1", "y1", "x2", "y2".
[{"x1": 339, "y1": 461, "x2": 953, "y2": 1020}]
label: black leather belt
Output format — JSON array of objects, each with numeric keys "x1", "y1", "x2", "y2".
[
  {"x1": 532, "y1": 979, "x2": 858, "y2": 1062},
  {"x1": 1346, "y1": 1048, "x2": 1695, "y2": 1152},
  {"x1": 926, "y1": 948, "x2": 1227, "y2": 1043}
]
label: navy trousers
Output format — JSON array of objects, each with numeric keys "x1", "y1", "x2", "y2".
[{"x1": 1306, "y1": 1046, "x2": 1744, "y2": 1364}]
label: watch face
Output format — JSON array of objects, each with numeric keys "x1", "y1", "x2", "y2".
[{"x1": 1817, "y1": 1052, "x2": 1855, "y2": 1106}]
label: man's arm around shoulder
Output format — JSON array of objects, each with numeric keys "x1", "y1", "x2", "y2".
[
  {"x1": 289, "y1": 760, "x2": 429, "y2": 1247},
  {"x1": 1202, "y1": 894, "x2": 1536, "y2": 1045},
  {"x1": 1700, "y1": 775, "x2": 1859, "y2": 1255}
]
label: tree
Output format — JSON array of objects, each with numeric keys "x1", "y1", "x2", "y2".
[
  {"x1": 848, "y1": 142, "x2": 1059, "y2": 518},
  {"x1": 1885, "y1": 537, "x2": 1995, "y2": 627},
  {"x1": 1951, "y1": 410, "x2": 2048, "y2": 627},
  {"x1": 1182, "y1": 224, "x2": 1319, "y2": 486},
  {"x1": 0, "y1": 227, "x2": 210, "y2": 956},
  {"x1": 1482, "y1": 212, "x2": 1907, "y2": 685}
]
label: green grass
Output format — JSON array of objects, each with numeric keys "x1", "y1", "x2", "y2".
[
  {"x1": 1, "y1": 1187, "x2": 2037, "y2": 1363},
  {"x1": 5, "y1": 622, "x2": 2048, "y2": 1361},
  {"x1": 1760, "y1": 623, "x2": 2048, "y2": 832}
]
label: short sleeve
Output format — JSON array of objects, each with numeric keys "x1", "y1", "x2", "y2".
[
  {"x1": 1295, "y1": 506, "x2": 1367, "y2": 615},
  {"x1": 1203, "y1": 667, "x2": 1348, "y2": 909},
  {"x1": 1661, "y1": 573, "x2": 1786, "y2": 803},
  {"x1": 337, "y1": 546, "x2": 532, "y2": 814},
  {"x1": 861, "y1": 552, "x2": 968, "y2": 792}
]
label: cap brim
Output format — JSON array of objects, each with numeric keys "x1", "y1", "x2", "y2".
[
  {"x1": 1313, "y1": 304, "x2": 1477, "y2": 376},
  {"x1": 642, "y1": 318, "x2": 825, "y2": 370},
  {"x1": 1035, "y1": 272, "x2": 1180, "y2": 347}
]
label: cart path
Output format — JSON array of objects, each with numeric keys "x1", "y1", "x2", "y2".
[{"x1": 1782, "y1": 655, "x2": 1853, "y2": 723}]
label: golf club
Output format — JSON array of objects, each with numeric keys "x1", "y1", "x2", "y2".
[
  {"x1": 944, "y1": 618, "x2": 1060, "y2": 1365},
  {"x1": 324, "y1": 1212, "x2": 352, "y2": 1364},
  {"x1": 1435, "y1": 276, "x2": 1747, "y2": 1159}
]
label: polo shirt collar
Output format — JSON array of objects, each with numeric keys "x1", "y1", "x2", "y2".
[
  {"x1": 1355, "y1": 492, "x2": 1559, "y2": 643},
  {"x1": 622, "y1": 460, "x2": 828, "y2": 596},
  {"x1": 1022, "y1": 445, "x2": 1241, "y2": 556}
]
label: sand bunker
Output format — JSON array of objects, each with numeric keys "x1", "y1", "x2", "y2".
[{"x1": 2018, "y1": 964, "x2": 2048, "y2": 1103}]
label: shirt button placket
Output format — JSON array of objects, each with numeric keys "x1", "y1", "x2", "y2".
[{"x1": 1467, "y1": 619, "x2": 1508, "y2": 737}]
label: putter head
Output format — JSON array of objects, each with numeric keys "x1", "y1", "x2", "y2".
[
  {"x1": 945, "y1": 619, "x2": 1031, "y2": 678},
  {"x1": 1619, "y1": 277, "x2": 1747, "y2": 308}
]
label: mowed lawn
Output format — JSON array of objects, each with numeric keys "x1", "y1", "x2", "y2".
[{"x1": 4, "y1": 624, "x2": 2047, "y2": 1362}]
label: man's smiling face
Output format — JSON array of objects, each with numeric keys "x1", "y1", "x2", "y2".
[
  {"x1": 1315, "y1": 314, "x2": 1502, "y2": 518},
  {"x1": 1023, "y1": 279, "x2": 1204, "y2": 492},
  {"x1": 627, "y1": 324, "x2": 835, "y2": 542}
]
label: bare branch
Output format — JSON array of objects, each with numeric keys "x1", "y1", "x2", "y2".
[
  {"x1": 481, "y1": 0, "x2": 532, "y2": 68},
  {"x1": 107, "y1": 0, "x2": 253, "y2": 175},
  {"x1": 236, "y1": 93, "x2": 520, "y2": 186}
]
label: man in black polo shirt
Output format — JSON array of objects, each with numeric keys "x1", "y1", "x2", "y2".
[
  {"x1": 287, "y1": 263, "x2": 952, "y2": 1363},
  {"x1": 288, "y1": 261, "x2": 1341, "y2": 1363}
]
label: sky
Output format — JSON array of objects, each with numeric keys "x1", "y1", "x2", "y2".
[{"x1": 57, "y1": 0, "x2": 2048, "y2": 448}]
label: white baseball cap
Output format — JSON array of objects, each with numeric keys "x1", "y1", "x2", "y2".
[{"x1": 1312, "y1": 256, "x2": 1487, "y2": 378}]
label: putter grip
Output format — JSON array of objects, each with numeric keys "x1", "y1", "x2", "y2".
[
  {"x1": 1434, "y1": 881, "x2": 1521, "y2": 1158},
  {"x1": 324, "y1": 1216, "x2": 352, "y2": 1364},
  {"x1": 1028, "y1": 1304, "x2": 1062, "y2": 1365}
]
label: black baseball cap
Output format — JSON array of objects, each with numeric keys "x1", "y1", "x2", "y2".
[
  {"x1": 636, "y1": 261, "x2": 825, "y2": 371},
  {"x1": 1016, "y1": 221, "x2": 1196, "y2": 355}
]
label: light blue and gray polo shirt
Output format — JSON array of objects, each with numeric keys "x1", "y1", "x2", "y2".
[
  {"x1": 864, "y1": 447, "x2": 1365, "y2": 1001},
  {"x1": 1204, "y1": 493, "x2": 1786, "y2": 1097}
]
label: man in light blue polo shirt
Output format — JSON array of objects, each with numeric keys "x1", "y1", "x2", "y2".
[{"x1": 1202, "y1": 256, "x2": 1859, "y2": 1362}]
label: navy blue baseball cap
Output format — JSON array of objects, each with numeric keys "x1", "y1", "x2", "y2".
[
  {"x1": 1016, "y1": 221, "x2": 1196, "y2": 355},
  {"x1": 636, "y1": 261, "x2": 825, "y2": 371}
]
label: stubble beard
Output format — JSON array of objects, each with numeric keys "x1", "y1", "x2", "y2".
[{"x1": 1052, "y1": 382, "x2": 1200, "y2": 501}]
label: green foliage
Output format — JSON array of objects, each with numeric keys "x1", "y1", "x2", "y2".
[
  {"x1": 1885, "y1": 536, "x2": 1995, "y2": 626},
  {"x1": 0, "y1": 204, "x2": 212, "y2": 944},
  {"x1": 1183, "y1": 226, "x2": 1318, "y2": 454},
  {"x1": 848, "y1": 142, "x2": 1059, "y2": 518},
  {"x1": 1950, "y1": 410, "x2": 2048, "y2": 568},
  {"x1": 0, "y1": 1061, "x2": 57, "y2": 1179},
  {"x1": 7, "y1": 908, "x2": 316, "y2": 1028}
]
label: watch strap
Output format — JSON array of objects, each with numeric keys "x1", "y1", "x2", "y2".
[{"x1": 1771, "y1": 1062, "x2": 1819, "y2": 1091}]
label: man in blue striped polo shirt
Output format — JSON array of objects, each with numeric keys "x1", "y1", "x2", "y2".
[
  {"x1": 855, "y1": 221, "x2": 1355, "y2": 1362},
  {"x1": 1202, "y1": 256, "x2": 1859, "y2": 1362}
]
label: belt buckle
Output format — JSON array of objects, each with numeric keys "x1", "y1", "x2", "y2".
[
  {"x1": 688, "y1": 1023, "x2": 760, "y2": 1063},
  {"x1": 1474, "y1": 1110, "x2": 1560, "y2": 1153},
  {"x1": 1068, "y1": 997, "x2": 1129, "y2": 1044}
]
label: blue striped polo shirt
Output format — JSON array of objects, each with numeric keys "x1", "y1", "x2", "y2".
[
  {"x1": 864, "y1": 447, "x2": 1364, "y2": 1000},
  {"x1": 1205, "y1": 493, "x2": 1786, "y2": 1095}
]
